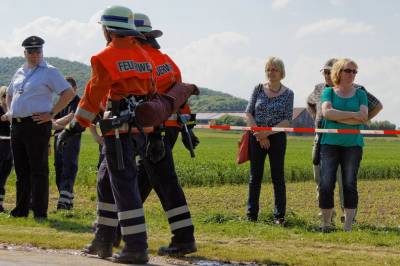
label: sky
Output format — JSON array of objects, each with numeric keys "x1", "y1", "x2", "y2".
[{"x1": 1, "y1": 0, "x2": 399, "y2": 126}]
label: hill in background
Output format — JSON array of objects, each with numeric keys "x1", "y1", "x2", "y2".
[
  {"x1": 0, "y1": 57, "x2": 91, "y2": 93},
  {"x1": 0, "y1": 57, "x2": 247, "y2": 112},
  {"x1": 189, "y1": 87, "x2": 247, "y2": 112}
]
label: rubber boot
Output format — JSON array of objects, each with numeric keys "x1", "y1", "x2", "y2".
[
  {"x1": 158, "y1": 241, "x2": 197, "y2": 256},
  {"x1": 82, "y1": 237, "x2": 113, "y2": 258},
  {"x1": 112, "y1": 246, "x2": 149, "y2": 264}
]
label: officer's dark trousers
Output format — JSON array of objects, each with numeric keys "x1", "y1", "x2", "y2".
[
  {"x1": 138, "y1": 127, "x2": 195, "y2": 244},
  {"x1": 54, "y1": 134, "x2": 81, "y2": 206},
  {"x1": 0, "y1": 139, "x2": 13, "y2": 207},
  {"x1": 247, "y1": 132, "x2": 287, "y2": 221},
  {"x1": 10, "y1": 119, "x2": 51, "y2": 218},
  {"x1": 95, "y1": 133, "x2": 147, "y2": 251}
]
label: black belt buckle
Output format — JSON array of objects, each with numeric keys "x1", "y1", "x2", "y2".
[{"x1": 13, "y1": 116, "x2": 32, "y2": 123}]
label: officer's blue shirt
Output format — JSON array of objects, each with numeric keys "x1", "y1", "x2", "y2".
[{"x1": 7, "y1": 60, "x2": 71, "y2": 118}]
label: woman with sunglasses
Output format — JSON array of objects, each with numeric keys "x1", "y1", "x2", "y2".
[
  {"x1": 319, "y1": 58, "x2": 368, "y2": 232},
  {"x1": 307, "y1": 59, "x2": 382, "y2": 226}
]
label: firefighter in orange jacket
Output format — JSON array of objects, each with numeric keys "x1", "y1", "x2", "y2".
[
  {"x1": 57, "y1": 6, "x2": 154, "y2": 264},
  {"x1": 133, "y1": 13, "x2": 198, "y2": 256}
]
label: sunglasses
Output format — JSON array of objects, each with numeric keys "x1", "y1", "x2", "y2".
[
  {"x1": 26, "y1": 48, "x2": 42, "y2": 55},
  {"x1": 1, "y1": 95, "x2": 6, "y2": 98},
  {"x1": 342, "y1": 68, "x2": 358, "y2": 74}
]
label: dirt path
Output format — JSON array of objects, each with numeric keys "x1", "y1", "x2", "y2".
[{"x1": 0, "y1": 244, "x2": 193, "y2": 266}]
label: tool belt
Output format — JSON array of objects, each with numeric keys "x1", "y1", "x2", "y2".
[
  {"x1": 106, "y1": 95, "x2": 148, "y2": 117},
  {"x1": 100, "y1": 95, "x2": 148, "y2": 136},
  {"x1": 100, "y1": 95, "x2": 150, "y2": 171}
]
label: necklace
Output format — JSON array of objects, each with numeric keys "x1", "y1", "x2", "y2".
[{"x1": 269, "y1": 84, "x2": 282, "y2": 93}]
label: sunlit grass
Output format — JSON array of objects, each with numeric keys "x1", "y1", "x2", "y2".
[{"x1": 1, "y1": 130, "x2": 399, "y2": 265}]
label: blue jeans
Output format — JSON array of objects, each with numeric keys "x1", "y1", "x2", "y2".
[
  {"x1": 247, "y1": 132, "x2": 287, "y2": 220},
  {"x1": 319, "y1": 144, "x2": 362, "y2": 209},
  {"x1": 54, "y1": 134, "x2": 81, "y2": 204}
]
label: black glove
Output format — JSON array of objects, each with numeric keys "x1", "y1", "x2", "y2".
[
  {"x1": 145, "y1": 132, "x2": 166, "y2": 163},
  {"x1": 56, "y1": 121, "x2": 85, "y2": 153},
  {"x1": 186, "y1": 113, "x2": 197, "y2": 129},
  {"x1": 181, "y1": 128, "x2": 200, "y2": 150}
]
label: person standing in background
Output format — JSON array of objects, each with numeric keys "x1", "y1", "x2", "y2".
[
  {"x1": 0, "y1": 86, "x2": 13, "y2": 212},
  {"x1": 53, "y1": 77, "x2": 82, "y2": 210},
  {"x1": 307, "y1": 58, "x2": 382, "y2": 224},
  {"x1": 245, "y1": 57, "x2": 294, "y2": 225},
  {"x1": 319, "y1": 58, "x2": 368, "y2": 232},
  {"x1": 4, "y1": 36, "x2": 74, "y2": 219}
]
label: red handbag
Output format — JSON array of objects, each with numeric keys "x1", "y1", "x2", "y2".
[{"x1": 237, "y1": 131, "x2": 251, "y2": 164}]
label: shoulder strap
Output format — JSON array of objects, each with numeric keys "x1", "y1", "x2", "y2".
[
  {"x1": 257, "y1": 83, "x2": 263, "y2": 94},
  {"x1": 251, "y1": 84, "x2": 263, "y2": 117},
  {"x1": 20, "y1": 66, "x2": 40, "y2": 90}
]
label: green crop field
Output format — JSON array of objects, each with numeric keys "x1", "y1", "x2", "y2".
[
  {"x1": 0, "y1": 130, "x2": 399, "y2": 265},
  {"x1": 37, "y1": 129, "x2": 400, "y2": 187},
  {"x1": 172, "y1": 130, "x2": 400, "y2": 186}
]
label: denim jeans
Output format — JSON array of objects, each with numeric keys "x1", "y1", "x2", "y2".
[
  {"x1": 54, "y1": 134, "x2": 81, "y2": 204},
  {"x1": 247, "y1": 132, "x2": 287, "y2": 220},
  {"x1": 313, "y1": 134, "x2": 345, "y2": 208},
  {"x1": 319, "y1": 144, "x2": 362, "y2": 209}
]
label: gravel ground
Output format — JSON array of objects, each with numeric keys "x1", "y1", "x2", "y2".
[
  {"x1": 0, "y1": 243, "x2": 254, "y2": 266},
  {"x1": 0, "y1": 244, "x2": 192, "y2": 266}
]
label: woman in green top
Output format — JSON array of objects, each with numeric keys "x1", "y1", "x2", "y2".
[{"x1": 319, "y1": 58, "x2": 368, "y2": 232}]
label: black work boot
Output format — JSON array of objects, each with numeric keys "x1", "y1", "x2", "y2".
[
  {"x1": 82, "y1": 238, "x2": 113, "y2": 258},
  {"x1": 112, "y1": 247, "x2": 149, "y2": 264},
  {"x1": 57, "y1": 202, "x2": 72, "y2": 211},
  {"x1": 158, "y1": 241, "x2": 197, "y2": 256}
]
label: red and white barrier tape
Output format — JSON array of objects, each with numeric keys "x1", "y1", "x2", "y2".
[{"x1": 195, "y1": 125, "x2": 400, "y2": 135}]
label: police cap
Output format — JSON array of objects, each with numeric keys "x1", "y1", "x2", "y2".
[{"x1": 22, "y1": 36, "x2": 45, "y2": 49}]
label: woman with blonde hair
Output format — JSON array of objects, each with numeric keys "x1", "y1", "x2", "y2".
[
  {"x1": 245, "y1": 57, "x2": 294, "y2": 224},
  {"x1": 319, "y1": 58, "x2": 368, "y2": 232}
]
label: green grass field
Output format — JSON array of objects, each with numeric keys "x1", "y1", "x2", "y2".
[
  {"x1": 0, "y1": 130, "x2": 399, "y2": 265},
  {"x1": 43, "y1": 130, "x2": 400, "y2": 187}
]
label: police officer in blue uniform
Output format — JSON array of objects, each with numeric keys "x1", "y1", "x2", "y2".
[
  {"x1": 53, "y1": 77, "x2": 82, "y2": 210},
  {"x1": 6, "y1": 36, "x2": 74, "y2": 219}
]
